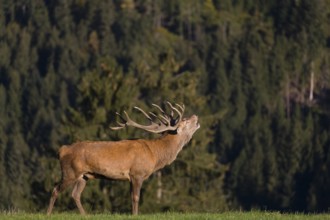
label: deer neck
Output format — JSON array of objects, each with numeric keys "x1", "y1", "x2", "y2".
[{"x1": 149, "y1": 133, "x2": 188, "y2": 171}]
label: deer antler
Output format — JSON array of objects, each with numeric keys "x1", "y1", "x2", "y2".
[{"x1": 110, "y1": 102, "x2": 185, "y2": 133}]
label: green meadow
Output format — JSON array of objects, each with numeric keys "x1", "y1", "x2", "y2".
[{"x1": 1, "y1": 211, "x2": 329, "y2": 220}]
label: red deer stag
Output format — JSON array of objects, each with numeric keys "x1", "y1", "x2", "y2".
[{"x1": 47, "y1": 101, "x2": 200, "y2": 215}]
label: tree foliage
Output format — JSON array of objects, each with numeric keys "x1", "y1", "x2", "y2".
[{"x1": 0, "y1": 0, "x2": 329, "y2": 213}]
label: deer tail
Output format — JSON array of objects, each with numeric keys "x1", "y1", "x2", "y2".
[{"x1": 58, "y1": 145, "x2": 70, "y2": 159}]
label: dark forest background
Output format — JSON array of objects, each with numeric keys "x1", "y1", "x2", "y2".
[{"x1": 0, "y1": 0, "x2": 330, "y2": 213}]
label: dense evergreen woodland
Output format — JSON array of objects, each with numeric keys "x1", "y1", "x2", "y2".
[{"x1": 0, "y1": 0, "x2": 330, "y2": 213}]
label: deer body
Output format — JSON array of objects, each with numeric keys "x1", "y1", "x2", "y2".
[
  {"x1": 47, "y1": 103, "x2": 199, "y2": 215},
  {"x1": 59, "y1": 133, "x2": 188, "y2": 181}
]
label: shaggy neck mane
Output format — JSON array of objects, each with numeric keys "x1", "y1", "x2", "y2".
[{"x1": 148, "y1": 133, "x2": 190, "y2": 171}]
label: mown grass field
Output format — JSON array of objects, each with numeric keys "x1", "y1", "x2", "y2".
[{"x1": 1, "y1": 211, "x2": 329, "y2": 220}]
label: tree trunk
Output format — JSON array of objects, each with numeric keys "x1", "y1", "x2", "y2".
[{"x1": 309, "y1": 62, "x2": 314, "y2": 101}]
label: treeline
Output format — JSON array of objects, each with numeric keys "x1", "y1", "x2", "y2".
[{"x1": 0, "y1": 0, "x2": 329, "y2": 213}]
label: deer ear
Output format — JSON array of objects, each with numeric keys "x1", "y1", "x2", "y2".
[{"x1": 176, "y1": 121, "x2": 186, "y2": 134}]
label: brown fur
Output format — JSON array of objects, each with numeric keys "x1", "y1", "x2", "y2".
[{"x1": 47, "y1": 115, "x2": 200, "y2": 215}]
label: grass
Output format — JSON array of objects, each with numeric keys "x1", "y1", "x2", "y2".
[{"x1": 1, "y1": 211, "x2": 329, "y2": 220}]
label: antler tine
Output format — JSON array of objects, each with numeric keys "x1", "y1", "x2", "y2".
[
  {"x1": 134, "y1": 106, "x2": 171, "y2": 126},
  {"x1": 136, "y1": 104, "x2": 171, "y2": 125},
  {"x1": 149, "y1": 112, "x2": 167, "y2": 125},
  {"x1": 151, "y1": 102, "x2": 173, "y2": 122},
  {"x1": 117, "y1": 111, "x2": 127, "y2": 121},
  {"x1": 175, "y1": 103, "x2": 185, "y2": 113},
  {"x1": 166, "y1": 101, "x2": 183, "y2": 120},
  {"x1": 134, "y1": 106, "x2": 152, "y2": 121},
  {"x1": 148, "y1": 111, "x2": 157, "y2": 118},
  {"x1": 167, "y1": 102, "x2": 185, "y2": 114},
  {"x1": 151, "y1": 103, "x2": 166, "y2": 114},
  {"x1": 166, "y1": 101, "x2": 174, "y2": 109},
  {"x1": 159, "y1": 115, "x2": 170, "y2": 125},
  {"x1": 110, "y1": 122, "x2": 126, "y2": 130},
  {"x1": 110, "y1": 102, "x2": 184, "y2": 133},
  {"x1": 165, "y1": 101, "x2": 175, "y2": 117},
  {"x1": 154, "y1": 102, "x2": 178, "y2": 123},
  {"x1": 109, "y1": 111, "x2": 129, "y2": 130}
]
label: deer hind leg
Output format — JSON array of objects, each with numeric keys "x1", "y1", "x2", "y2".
[
  {"x1": 71, "y1": 175, "x2": 88, "y2": 215},
  {"x1": 47, "y1": 179, "x2": 75, "y2": 215}
]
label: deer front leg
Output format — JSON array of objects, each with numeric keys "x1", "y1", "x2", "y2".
[{"x1": 130, "y1": 177, "x2": 143, "y2": 215}]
